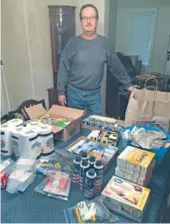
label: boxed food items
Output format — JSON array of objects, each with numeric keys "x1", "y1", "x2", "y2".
[
  {"x1": 82, "y1": 115, "x2": 123, "y2": 131},
  {"x1": 24, "y1": 104, "x2": 84, "y2": 142},
  {"x1": 101, "y1": 176, "x2": 150, "y2": 222},
  {"x1": 116, "y1": 146, "x2": 155, "y2": 186}
]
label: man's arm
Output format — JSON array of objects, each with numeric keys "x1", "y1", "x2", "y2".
[
  {"x1": 57, "y1": 44, "x2": 71, "y2": 95},
  {"x1": 106, "y1": 43, "x2": 132, "y2": 91}
]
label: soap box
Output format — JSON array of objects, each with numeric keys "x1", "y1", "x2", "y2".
[{"x1": 101, "y1": 176, "x2": 150, "y2": 222}]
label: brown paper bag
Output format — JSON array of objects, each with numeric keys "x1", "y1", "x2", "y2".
[{"x1": 125, "y1": 88, "x2": 170, "y2": 131}]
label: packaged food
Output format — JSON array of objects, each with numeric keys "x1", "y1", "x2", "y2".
[{"x1": 101, "y1": 176, "x2": 150, "y2": 222}]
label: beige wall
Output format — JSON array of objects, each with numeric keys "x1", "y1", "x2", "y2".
[
  {"x1": 1, "y1": 0, "x2": 76, "y2": 111},
  {"x1": 2, "y1": 0, "x2": 33, "y2": 110}
]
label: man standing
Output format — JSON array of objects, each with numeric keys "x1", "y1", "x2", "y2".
[{"x1": 57, "y1": 4, "x2": 132, "y2": 115}]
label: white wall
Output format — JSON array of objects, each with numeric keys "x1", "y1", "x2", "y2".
[
  {"x1": 115, "y1": 0, "x2": 170, "y2": 74},
  {"x1": 2, "y1": 0, "x2": 33, "y2": 110},
  {"x1": 1, "y1": 0, "x2": 77, "y2": 111}
]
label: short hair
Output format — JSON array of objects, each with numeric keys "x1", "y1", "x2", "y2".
[{"x1": 79, "y1": 4, "x2": 99, "y2": 20}]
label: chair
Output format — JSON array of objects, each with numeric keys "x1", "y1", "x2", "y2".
[{"x1": 1, "y1": 99, "x2": 46, "y2": 123}]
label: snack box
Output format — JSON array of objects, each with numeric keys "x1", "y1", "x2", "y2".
[{"x1": 101, "y1": 176, "x2": 150, "y2": 222}]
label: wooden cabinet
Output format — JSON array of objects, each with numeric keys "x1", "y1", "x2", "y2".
[{"x1": 48, "y1": 5, "x2": 76, "y2": 107}]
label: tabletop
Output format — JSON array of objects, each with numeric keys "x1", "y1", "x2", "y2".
[{"x1": 1, "y1": 128, "x2": 170, "y2": 223}]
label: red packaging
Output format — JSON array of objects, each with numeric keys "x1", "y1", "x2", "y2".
[{"x1": 0, "y1": 171, "x2": 7, "y2": 188}]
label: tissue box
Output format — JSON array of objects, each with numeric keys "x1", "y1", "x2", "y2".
[{"x1": 101, "y1": 176, "x2": 150, "y2": 222}]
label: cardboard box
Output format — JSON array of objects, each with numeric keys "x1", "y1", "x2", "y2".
[
  {"x1": 25, "y1": 104, "x2": 84, "y2": 142},
  {"x1": 65, "y1": 136, "x2": 118, "y2": 172},
  {"x1": 101, "y1": 175, "x2": 150, "y2": 222},
  {"x1": 117, "y1": 146, "x2": 155, "y2": 176},
  {"x1": 82, "y1": 115, "x2": 124, "y2": 130}
]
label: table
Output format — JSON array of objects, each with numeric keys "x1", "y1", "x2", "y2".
[{"x1": 1, "y1": 129, "x2": 170, "y2": 223}]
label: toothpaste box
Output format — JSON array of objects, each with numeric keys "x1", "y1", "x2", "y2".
[{"x1": 101, "y1": 176, "x2": 150, "y2": 222}]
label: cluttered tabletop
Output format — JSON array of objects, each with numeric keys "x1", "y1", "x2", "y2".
[{"x1": 1, "y1": 112, "x2": 170, "y2": 223}]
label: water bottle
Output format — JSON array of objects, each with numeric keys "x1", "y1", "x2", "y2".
[
  {"x1": 84, "y1": 168, "x2": 96, "y2": 199},
  {"x1": 79, "y1": 160, "x2": 89, "y2": 191},
  {"x1": 94, "y1": 160, "x2": 104, "y2": 191},
  {"x1": 72, "y1": 155, "x2": 81, "y2": 185}
]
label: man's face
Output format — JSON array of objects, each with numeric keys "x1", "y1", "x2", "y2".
[{"x1": 80, "y1": 7, "x2": 98, "y2": 35}]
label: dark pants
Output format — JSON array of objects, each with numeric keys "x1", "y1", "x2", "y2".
[{"x1": 67, "y1": 85, "x2": 102, "y2": 115}]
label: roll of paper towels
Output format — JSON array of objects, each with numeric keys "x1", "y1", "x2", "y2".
[
  {"x1": 19, "y1": 129, "x2": 41, "y2": 159},
  {"x1": 39, "y1": 124, "x2": 54, "y2": 157},
  {"x1": 0, "y1": 123, "x2": 14, "y2": 156},
  {"x1": 7, "y1": 119, "x2": 23, "y2": 127},
  {"x1": 12, "y1": 126, "x2": 29, "y2": 157}
]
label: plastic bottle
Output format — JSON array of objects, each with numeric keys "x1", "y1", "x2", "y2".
[
  {"x1": 84, "y1": 168, "x2": 96, "y2": 199},
  {"x1": 94, "y1": 160, "x2": 104, "y2": 191},
  {"x1": 79, "y1": 160, "x2": 90, "y2": 191},
  {"x1": 81, "y1": 151, "x2": 88, "y2": 162},
  {"x1": 72, "y1": 155, "x2": 81, "y2": 185},
  {"x1": 88, "y1": 156, "x2": 96, "y2": 169}
]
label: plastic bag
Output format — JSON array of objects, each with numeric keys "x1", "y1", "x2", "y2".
[
  {"x1": 64, "y1": 197, "x2": 117, "y2": 223},
  {"x1": 35, "y1": 170, "x2": 71, "y2": 201},
  {"x1": 0, "y1": 158, "x2": 16, "y2": 189},
  {"x1": 0, "y1": 158, "x2": 15, "y2": 175},
  {"x1": 6, "y1": 158, "x2": 36, "y2": 194},
  {"x1": 15, "y1": 158, "x2": 36, "y2": 171},
  {"x1": 36, "y1": 150, "x2": 73, "y2": 175},
  {"x1": 6, "y1": 169, "x2": 36, "y2": 194}
]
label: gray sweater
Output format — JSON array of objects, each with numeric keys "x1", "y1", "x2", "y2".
[{"x1": 57, "y1": 35, "x2": 132, "y2": 94}]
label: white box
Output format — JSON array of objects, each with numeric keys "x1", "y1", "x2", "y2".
[
  {"x1": 101, "y1": 176, "x2": 150, "y2": 222},
  {"x1": 115, "y1": 167, "x2": 124, "y2": 178}
]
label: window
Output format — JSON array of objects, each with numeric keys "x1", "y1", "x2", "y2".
[
  {"x1": 129, "y1": 11, "x2": 156, "y2": 65},
  {"x1": 116, "y1": 9, "x2": 157, "y2": 66}
]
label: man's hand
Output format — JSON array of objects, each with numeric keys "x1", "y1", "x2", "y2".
[
  {"x1": 58, "y1": 95, "x2": 67, "y2": 106},
  {"x1": 128, "y1": 86, "x2": 135, "y2": 92}
]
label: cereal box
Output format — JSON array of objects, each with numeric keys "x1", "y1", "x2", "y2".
[{"x1": 101, "y1": 176, "x2": 150, "y2": 222}]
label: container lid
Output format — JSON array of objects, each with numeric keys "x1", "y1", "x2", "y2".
[
  {"x1": 81, "y1": 151, "x2": 88, "y2": 158},
  {"x1": 89, "y1": 156, "x2": 96, "y2": 163}
]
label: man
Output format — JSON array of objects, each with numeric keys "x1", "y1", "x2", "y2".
[{"x1": 57, "y1": 4, "x2": 133, "y2": 115}]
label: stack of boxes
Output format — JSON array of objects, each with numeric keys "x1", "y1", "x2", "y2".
[{"x1": 115, "y1": 146, "x2": 155, "y2": 186}]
